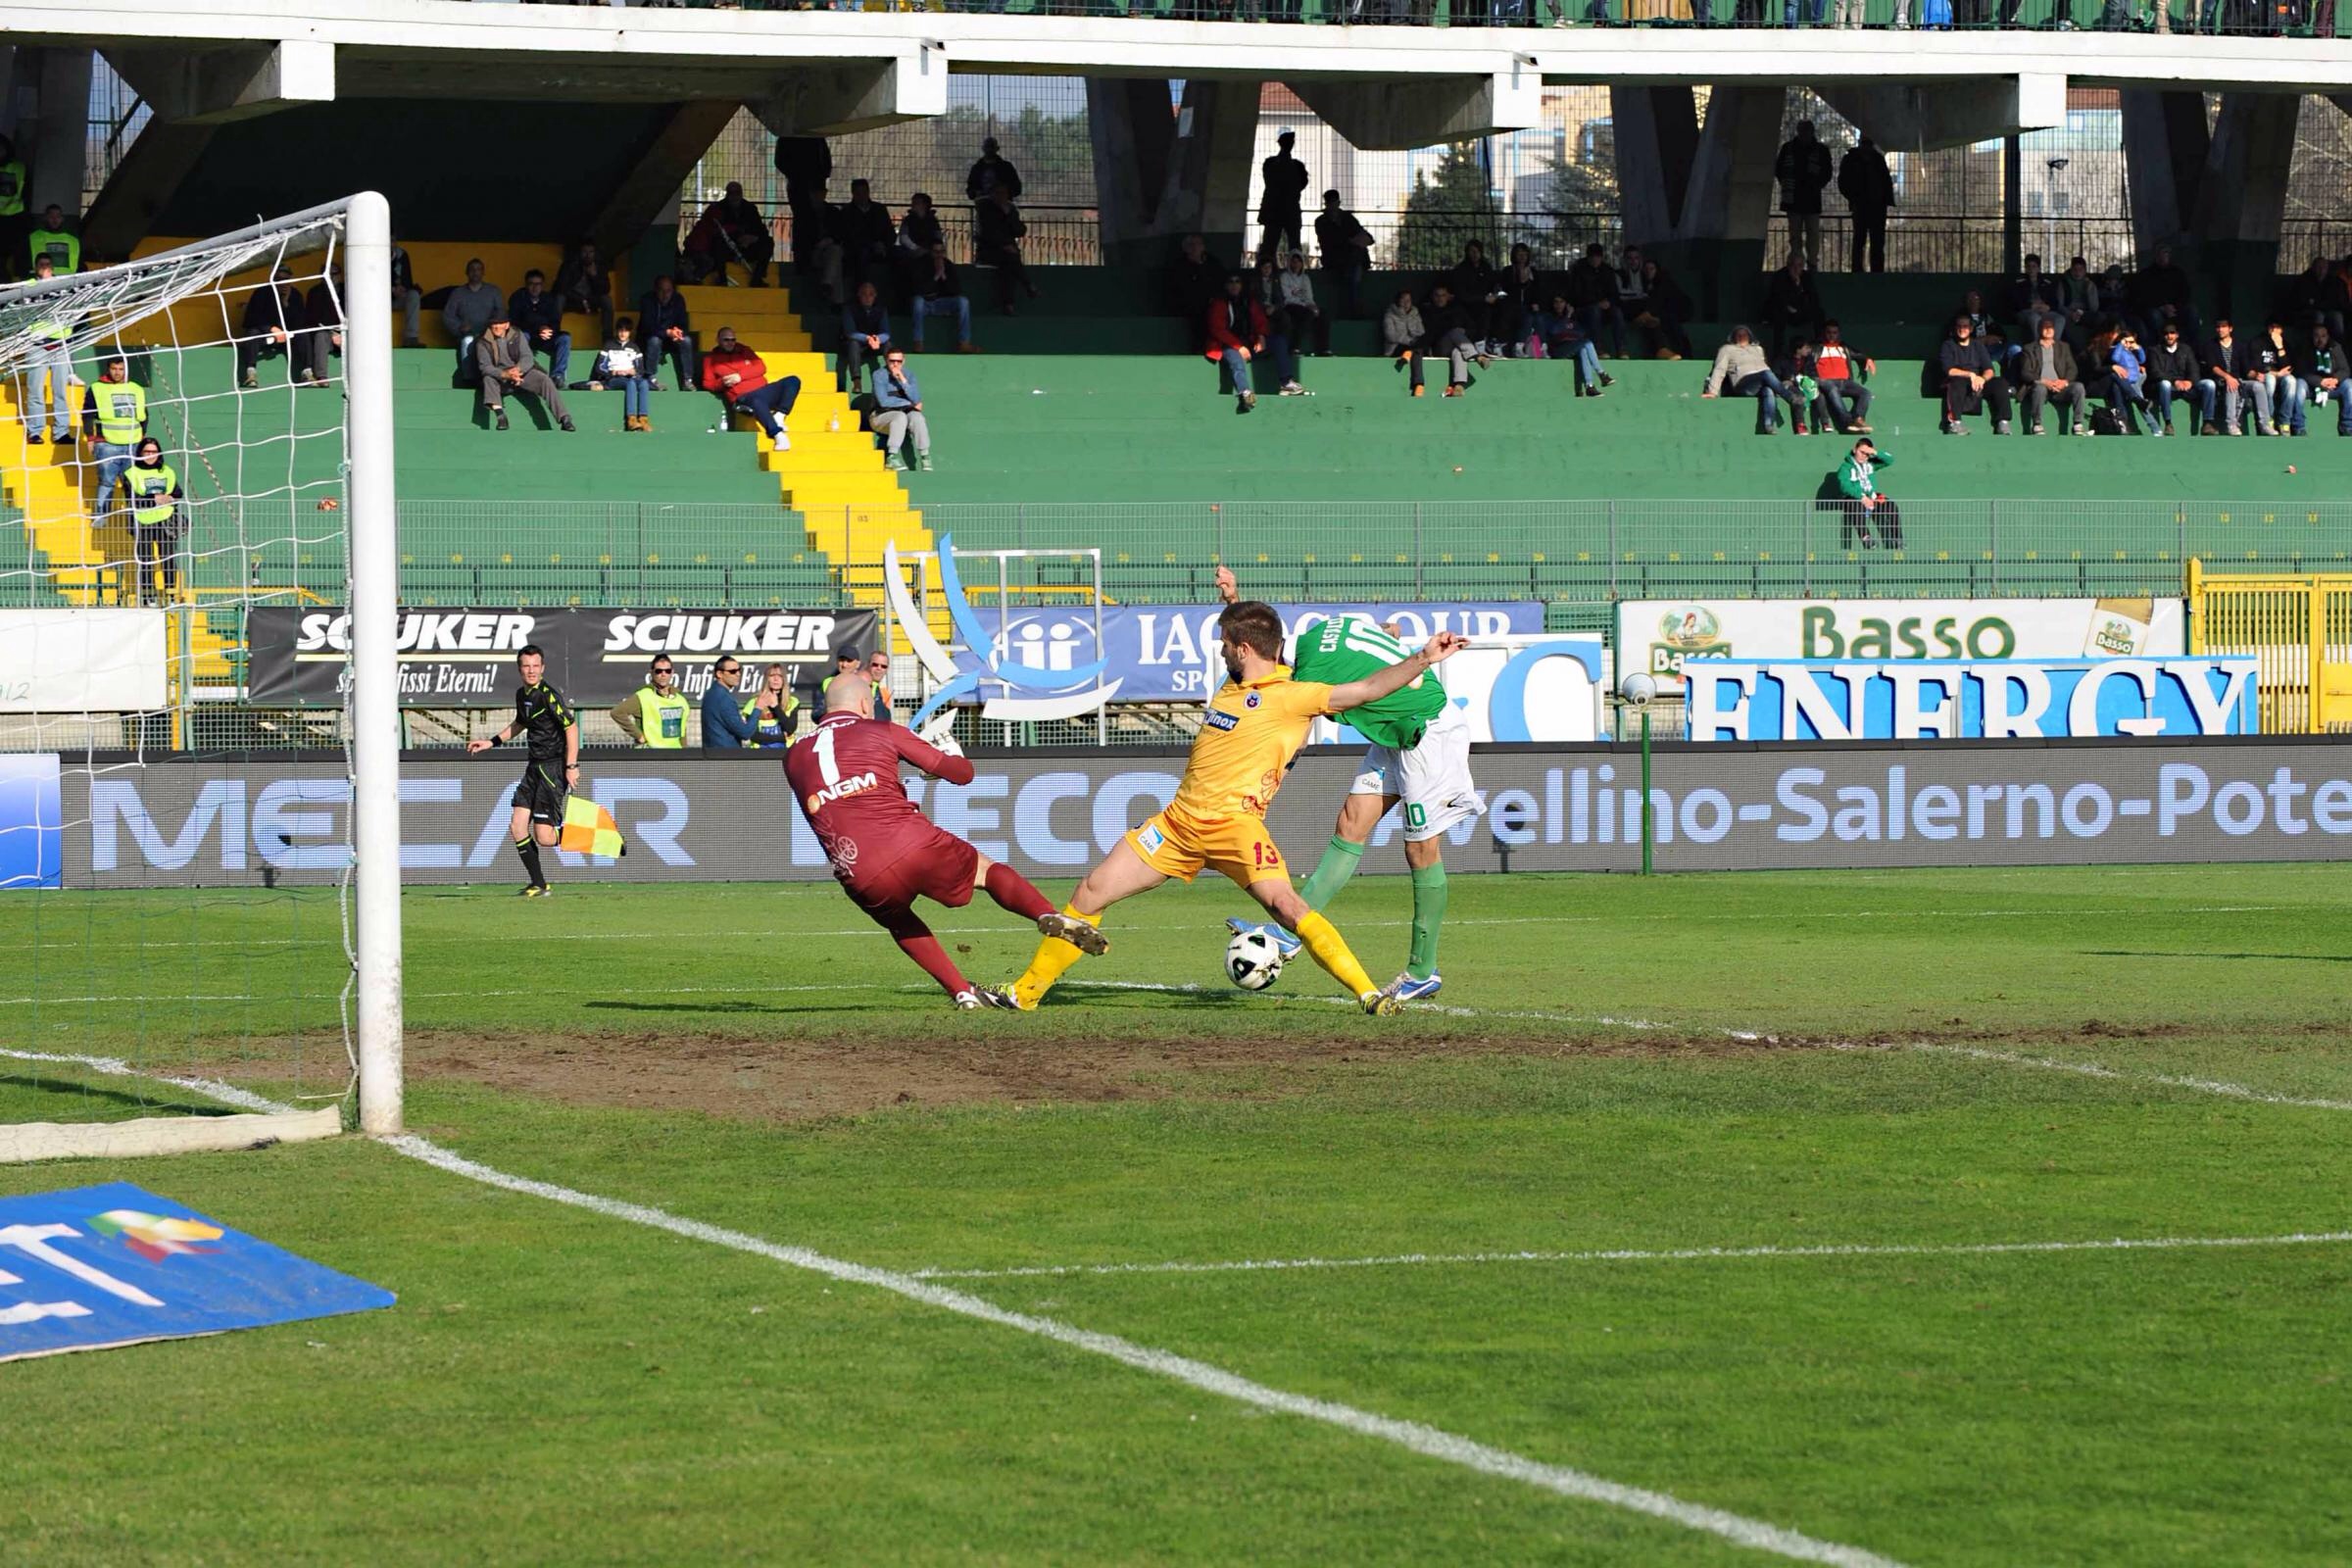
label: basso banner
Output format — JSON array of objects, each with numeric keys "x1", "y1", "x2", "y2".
[
  {"x1": 53, "y1": 738, "x2": 2352, "y2": 886},
  {"x1": 244, "y1": 607, "x2": 880, "y2": 707},
  {"x1": 1621, "y1": 598, "x2": 2187, "y2": 695},
  {"x1": 1685, "y1": 659, "x2": 2257, "y2": 741}
]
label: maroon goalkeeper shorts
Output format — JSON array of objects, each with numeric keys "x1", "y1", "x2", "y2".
[{"x1": 844, "y1": 830, "x2": 981, "y2": 914}]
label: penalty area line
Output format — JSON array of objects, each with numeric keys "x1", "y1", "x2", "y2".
[
  {"x1": 1857, "y1": 1042, "x2": 2352, "y2": 1113},
  {"x1": 2, "y1": 1046, "x2": 1907, "y2": 1568},
  {"x1": 909, "y1": 1229, "x2": 2352, "y2": 1283}
]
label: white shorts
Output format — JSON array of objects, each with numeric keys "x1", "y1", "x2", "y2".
[{"x1": 1349, "y1": 703, "x2": 1484, "y2": 843}]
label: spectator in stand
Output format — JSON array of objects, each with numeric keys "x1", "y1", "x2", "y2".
[
  {"x1": 442, "y1": 258, "x2": 503, "y2": 385},
  {"x1": 1955, "y1": 286, "x2": 1995, "y2": 342},
  {"x1": 2205, "y1": 318, "x2": 2268, "y2": 436},
  {"x1": 21, "y1": 256, "x2": 72, "y2": 445},
  {"x1": 2009, "y1": 254, "x2": 2061, "y2": 346},
  {"x1": 1444, "y1": 240, "x2": 1503, "y2": 353},
  {"x1": 1205, "y1": 273, "x2": 1271, "y2": 415},
  {"x1": 701, "y1": 325, "x2": 800, "y2": 446},
  {"x1": 705, "y1": 182, "x2": 776, "y2": 287},
  {"x1": 0, "y1": 138, "x2": 26, "y2": 282},
  {"x1": 776, "y1": 136, "x2": 832, "y2": 276},
  {"x1": 1701, "y1": 326, "x2": 1794, "y2": 434},
  {"x1": 1937, "y1": 315, "x2": 2013, "y2": 435},
  {"x1": 965, "y1": 137, "x2": 1023, "y2": 206},
  {"x1": 637, "y1": 274, "x2": 695, "y2": 392},
  {"x1": 2103, "y1": 326, "x2": 2153, "y2": 435},
  {"x1": 1170, "y1": 233, "x2": 1225, "y2": 349},
  {"x1": 1278, "y1": 250, "x2": 1329, "y2": 358},
  {"x1": 1808, "y1": 319, "x2": 1874, "y2": 432},
  {"x1": 120, "y1": 436, "x2": 185, "y2": 604},
  {"x1": 1382, "y1": 287, "x2": 1427, "y2": 398},
  {"x1": 832, "y1": 179, "x2": 897, "y2": 295},
  {"x1": 865, "y1": 651, "x2": 896, "y2": 724},
  {"x1": 2298, "y1": 323, "x2": 2352, "y2": 437},
  {"x1": 2254, "y1": 319, "x2": 2303, "y2": 436},
  {"x1": 1257, "y1": 130, "x2": 1310, "y2": 265},
  {"x1": 871, "y1": 349, "x2": 932, "y2": 471},
  {"x1": 238, "y1": 268, "x2": 304, "y2": 388},
  {"x1": 2132, "y1": 243, "x2": 2200, "y2": 347},
  {"x1": 1314, "y1": 191, "x2": 1374, "y2": 317},
  {"x1": 1761, "y1": 253, "x2": 1824, "y2": 356},
  {"x1": 594, "y1": 318, "x2": 654, "y2": 432},
  {"x1": 2144, "y1": 320, "x2": 2213, "y2": 436},
  {"x1": 743, "y1": 662, "x2": 801, "y2": 747},
  {"x1": 475, "y1": 315, "x2": 575, "y2": 433},
  {"x1": 299, "y1": 266, "x2": 343, "y2": 387},
  {"x1": 1773, "y1": 334, "x2": 1819, "y2": 437},
  {"x1": 973, "y1": 186, "x2": 1037, "y2": 315},
  {"x1": 895, "y1": 192, "x2": 945, "y2": 297},
  {"x1": 840, "y1": 279, "x2": 892, "y2": 394},
  {"x1": 1834, "y1": 438, "x2": 1901, "y2": 551},
  {"x1": 1772, "y1": 121, "x2": 1834, "y2": 270},
  {"x1": 611, "y1": 658, "x2": 688, "y2": 749},
  {"x1": 390, "y1": 241, "x2": 423, "y2": 347},
  {"x1": 2282, "y1": 256, "x2": 2344, "y2": 342},
  {"x1": 81, "y1": 354, "x2": 146, "y2": 524},
  {"x1": 1422, "y1": 281, "x2": 1486, "y2": 397},
  {"x1": 1535, "y1": 293, "x2": 1608, "y2": 397},
  {"x1": 2055, "y1": 256, "x2": 2100, "y2": 352},
  {"x1": 1492, "y1": 244, "x2": 1543, "y2": 358},
  {"x1": 1838, "y1": 134, "x2": 1893, "y2": 273},
  {"x1": 555, "y1": 241, "x2": 616, "y2": 343},
  {"x1": 2019, "y1": 319, "x2": 2087, "y2": 436},
  {"x1": 700, "y1": 656, "x2": 759, "y2": 749},
  {"x1": 1566, "y1": 243, "x2": 1626, "y2": 359},
  {"x1": 26, "y1": 204, "x2": 76, "y2": 275},
  {"x1": 909, "y1": 242, "x2": 976, "y2": 353},
  {"x1": 1630, "y1": 253, "x2": 1695, "y2": 361},
  {"x1": 508, "y1": 269, "x2": 571, "y2": 386}
]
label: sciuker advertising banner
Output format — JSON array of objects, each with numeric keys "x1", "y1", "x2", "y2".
[
  {"x1": 44, "y1": 738, "x2": 2352, "y2": 888},
  {"x1": 244, "y1": 607, "x2": 880, "y2": 707},
  {"x1": 1619, "y1": 597, "x2": 2188, "y2": 695}
]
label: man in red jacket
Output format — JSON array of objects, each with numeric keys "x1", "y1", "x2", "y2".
[
  {"x1": 699, "y1": 326, "x2": 801, "y2": 447},
  {"x1": 785, "y1": 673, "x2": 1106, "y2": 1008},
  {"x1": 1203, "y1": 273, "x2": 1268, "y2": 415}
]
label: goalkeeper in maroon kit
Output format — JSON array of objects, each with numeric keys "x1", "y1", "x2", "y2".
[{"x1": 785, "y1": 673, "x2": 1106, "y2": 1008}]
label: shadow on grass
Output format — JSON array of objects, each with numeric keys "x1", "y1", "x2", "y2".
[
  {"x1": 581, "y1": 1000, "x2": 888, "y2": 1017},
  {"x1": 2084, "y1": 951, "x2": 2352, "y2": 964},
  {"x1": 0, "y1": 1071, "x2": 232, "y2": 1118}
]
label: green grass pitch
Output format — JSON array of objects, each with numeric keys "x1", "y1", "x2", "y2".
[{"x1": 1, "y1": 864, "x2": 2348, "y2": 1565}]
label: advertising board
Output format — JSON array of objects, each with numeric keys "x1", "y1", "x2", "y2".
[
  {"x1": 0, "y1": 610, "x2": 168, "y2": 713},
  {"x1": 1684, "y1": 659, "x2": 2256, "y2": 741}
]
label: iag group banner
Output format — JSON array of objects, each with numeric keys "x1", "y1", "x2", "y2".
[
  {"x1": 244, "y1": 607, "x2": 879, "y2": 707},
  {"x1": 46, "y1": 738, "x2": 2352, "y2": 887}
]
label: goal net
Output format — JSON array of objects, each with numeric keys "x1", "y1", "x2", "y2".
[{"x1": 0, "y1": 194, "x2": 402, "y2": 1161}]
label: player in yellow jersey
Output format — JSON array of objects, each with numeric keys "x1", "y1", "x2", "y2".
[{"x1": 1009, "y1": 599, "x2": 1467, "y2": 1015}]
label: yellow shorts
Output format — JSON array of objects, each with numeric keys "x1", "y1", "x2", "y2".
[{"x1": 1125, "y1": 809, "x2": 1286, "y2": 889}]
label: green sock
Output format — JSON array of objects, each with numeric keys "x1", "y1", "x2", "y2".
[
  {"x1": 1298, "y1": 835, "x2": 1365, "y2": 913},
  {"x1": 1406, "y1": 861, "x2": 1448, "y2": 980}
]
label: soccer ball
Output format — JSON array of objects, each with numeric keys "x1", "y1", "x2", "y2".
[{"x1": 1225, "y1": 929, "x2": 1286, "y2": 991}]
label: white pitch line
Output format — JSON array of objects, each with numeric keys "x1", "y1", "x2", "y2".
[
  {"x1": 0, "y1": 1046, "x2": 306, "y2": 1115},
  {"x1": 384, "y1": 1134, "x2": 1906, "y2": 1568},
  {"x1": 1886, "y1": 1042, "x2": 2352, "y2": 1113},
  {"x1": 909, "y1": 1230, "x2": 2352, "y2": 1283},
  {"x1": 0, "y1": 1045, "x2": 1905, "y2": 1566}
]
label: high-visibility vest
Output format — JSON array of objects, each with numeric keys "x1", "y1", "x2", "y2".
[
  {"x1": 29, "y1": 311, "x2": 66, "y2": 347},
  {"x1": 91, "y1": 380, "x2": 146, "y2": 445},
  {"x1": 632, "y1": 685, "x2": 689, "y2": 748},
  {"x1": 27, "y1": 226, "x2": 76, "y2": 274},
  {"x1": 125, "y1": 462, "x2": 177, "y2": 525},
  {"x1": 744, "y1": 688, "x2": 800, "y2": 745},
  {"x1": 0, "y1": 162, "x2": 24, "y2": 218}
]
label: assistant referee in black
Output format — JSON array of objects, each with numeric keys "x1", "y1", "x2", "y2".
[{"x1": 466, "y1": 643, "x2": 579, "y2": 897}]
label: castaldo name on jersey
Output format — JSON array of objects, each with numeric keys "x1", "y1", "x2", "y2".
[{"x1": 803, "y1": 770, "x2": 881, "y2": 813}]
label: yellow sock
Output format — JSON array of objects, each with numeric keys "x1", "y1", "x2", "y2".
[
  {"x1": 1294, "y1": 909, "x2": 1377, "y2": 1000},
  {"x1": 1011, "y1": 904, "x2": 1099, "y2": 1008}
]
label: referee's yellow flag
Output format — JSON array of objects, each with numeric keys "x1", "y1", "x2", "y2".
[{"x1": 559, "y1": 795, "x2": 626, "y2": 858}]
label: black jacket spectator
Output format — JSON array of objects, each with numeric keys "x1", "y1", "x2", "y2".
[
  {"x1": 1566, "y1": 253, "x2": 1618, "y2": 312},
  {"x1": 1761, "y1": 262, "x2": 1824, "y2": 354},
  {"x1": 973, "y1": 195, "x2": 1033, "y2": 312},
  {"x1": 1170, "y1": 239, "x2": 1226, "y2": 344},
  {"x1": 238, "y1": 278, "x2": 302, "y2": 380},
  {"x1": 2145, "y1": 336, "x2": 2201, "y2": 385},
  {"x1": 776, "y1": 137, "x2": 832, "y2": 272},
  {"x1": 554, "y1": 247, "x2": 615, "y2": 341},
  {"x1": 965, "y1": 146, "x2": 1022, "y2": 203},
  {"x1": 299, "y1": 279, "x2": 343, "y2": 383},
  {"x1": 831, "y1": 193, "x2": 896, "y2": 273},
  {"x1": 1838, "y1": 136, "x2": 1895, "y2": 274},
  {"x1": 509, "y1": 284, "x2": 565, "y2": 343},
  {"x1": 1773, "y1": 133, "x2": 1834, "y2": 217},
  {"x1": 1448, "y1": 247, "x2": 1503, "y2": 341},
  {"x1": 899, "y1": 205, "x2": 945, "y2": 256},
  {"x1": 1421, "y1": 294, "x2": 1472, "y2": 344}
]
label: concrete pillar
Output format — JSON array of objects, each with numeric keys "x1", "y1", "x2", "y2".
[
  {"x1": 30, "y1": 47, "x2": 91, "y2": 219},
  {"x1": 2193, "y1": 92, "x2": 2299, "y2": 327},
  {"x1": 2120, "y1": 89, "x2": 2209, "y2": 258},
  {"x1": 1674, "y1": 85, "x2": 1781, "y2": 319},
  {"x1": 1610, "y1": 85, "x2": 1698, "y2": 247},
  {"x1": 1087, "y1": 76, "x2": 1259, "y2": 269},
  {"x1": 1288, "y1": 72, "x2": 1540, "y2": 152}
]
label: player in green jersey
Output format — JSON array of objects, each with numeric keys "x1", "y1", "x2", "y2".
[{"x1": 1215, "y1": 566, "x2": 1482, "y2": 1002}]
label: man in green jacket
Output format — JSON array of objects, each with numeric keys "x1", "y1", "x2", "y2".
[{"x1": 1835, "y1": 438, "x2": 1901, "y2": 551}]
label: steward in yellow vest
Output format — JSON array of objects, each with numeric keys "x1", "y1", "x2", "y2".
[{"x1": 610, "y1": 658, "x2": 689, "y2": 748}]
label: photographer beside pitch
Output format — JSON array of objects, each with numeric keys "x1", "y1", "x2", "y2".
[
  {"x1": 466, "y1": 645, "x2": 578, "y2": 897},
  {"x1": 1006, "y1": 597, "x2": 1468, "y2": 1015},
  {"x1": 1217, "y1": 567, "x2": 1480, "y2": 1003}
]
